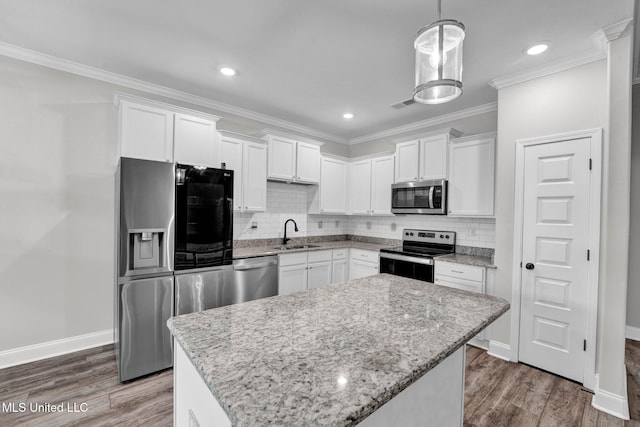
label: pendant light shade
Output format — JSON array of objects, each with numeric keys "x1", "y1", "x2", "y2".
[{"x1": 413, "y1": 0, "x2": 465, "y2": 105}]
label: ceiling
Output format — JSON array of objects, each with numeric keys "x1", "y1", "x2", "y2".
[{"x1": 0, "y1": 0, "x2": 634, "y2": 143}]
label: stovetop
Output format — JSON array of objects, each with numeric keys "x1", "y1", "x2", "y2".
[{"x1": 380, "y1": 229, "x2": 456, "y2": 259}]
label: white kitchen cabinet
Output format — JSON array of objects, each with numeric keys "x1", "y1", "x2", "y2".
[
  {"x1": 394, "y1": 140, "x2": 420, "y2": 182},
  {"x1": 307, "y1": 250, "x2": 333, "y2": 289},
  {"x1": 267, "y1": 135, "x2": 297, "y2": 180},
  {"x1": 394, "y1": 129, "x2": 461, "y2": 183},
  {"x1": 435, "y1": 260, "x2": 487, "y2": 347},
  {"x1": 331, "y1": 249, "x2": 349, "y2": 284},
  {"x1": 319, "y1": 157, "x2": 348, "y2": 214},
  {"x1": 242, "y1": 141, "x2": 267, "y2": 211},
  {"x1": 296, "y1": 142, "x2": 321, "y2": 184},
  {"x1": 448, "y1": 136, "x2": 495, "y2": 217},
  {"x1": 173, "y1": 113, "x2": 218, "y2": 167},
  {"x1": 118, "y1": 96, "x2": 220, "y2": 164},
  {"x1": 218, "y1": 131, "x2": 267, "y2": 212},
  {"x1": 266, "y1": 135, "x2": 320, "y2": 184},
  {"x1": 349, "y1": 160, "x2": 372, "y2": 214},
  {"x1": 279, "y1": 250, "x2": 333, "y2": 293},
  {"x1": 348, "y1": 249, "x2": 379, "y2": 280},
  {"x1": 278, "y1": 252, "x2": 308, "y2": 296},
  {"x1": 119, "y1": 100, "x2": 174, "y2": 162},
  {"x1": 349, "y1": 155, "x2": 394, "y2": 216},
  {"x1": 370, "y1": 156, "x2": 395, "y2": 214}
]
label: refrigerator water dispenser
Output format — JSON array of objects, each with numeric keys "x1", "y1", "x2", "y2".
[{"x1": 129, "y1": 229, "x2": 165, "y2": 271}]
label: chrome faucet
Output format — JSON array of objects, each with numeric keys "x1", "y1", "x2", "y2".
[{"x1": 283, "y1": 218, "x2": 298, "y2": 245}]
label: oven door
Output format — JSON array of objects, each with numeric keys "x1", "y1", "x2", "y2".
[{"x1": 379, "y1": 253, "x2": 434, "y2": 282}]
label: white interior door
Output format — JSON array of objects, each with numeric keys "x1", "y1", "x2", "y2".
[{"x1": 518, "y1": 138, "x2": 592, "y2": 383}]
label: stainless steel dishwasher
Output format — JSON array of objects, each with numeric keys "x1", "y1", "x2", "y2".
[{"x1": 175, "y1": 256, "x2": 278, "y2": 315}]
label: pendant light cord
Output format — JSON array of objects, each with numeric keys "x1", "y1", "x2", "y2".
[{"x1": 437, "y1": 0, "x2": 441, "y2": 20}]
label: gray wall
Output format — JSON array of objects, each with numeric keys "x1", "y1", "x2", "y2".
[{"x1": 626, "y1": 84, "x2": 640, "y2": 329}]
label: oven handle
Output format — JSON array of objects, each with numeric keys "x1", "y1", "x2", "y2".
[
  {"x1": 379, "y1": 252, "x2": 434, "y2": 265},
  {"x1": 428, "y1": 186, "x2": 434, "y2": 209}
]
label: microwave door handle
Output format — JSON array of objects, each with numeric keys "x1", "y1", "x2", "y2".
[{"x1": 428, "y1": 186, "x2": 434, "y2": 209}]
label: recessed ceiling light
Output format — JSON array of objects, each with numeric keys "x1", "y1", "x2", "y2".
[
  {"x1": 525, "y1": 43, "x2": 549, "y2": 56},
  {"x1": 343, "y1": 112, "x2": 354, "y2": 120},
  {"x1": 218, "y1": 66, "x2": 237, "y2": 77}
]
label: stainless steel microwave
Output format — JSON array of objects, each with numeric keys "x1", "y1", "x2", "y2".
[{"x1": 391, "y1": 179, "x2": 447, "y2": 214}]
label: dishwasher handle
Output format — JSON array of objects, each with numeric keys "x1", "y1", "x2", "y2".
[{"x1": 233, "y1": 258, "x2": 278, "y2": 271}]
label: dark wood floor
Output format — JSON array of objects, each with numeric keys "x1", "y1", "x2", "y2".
[{"x1": 1, "y1": 342, "x2": 640, "y2": 426}]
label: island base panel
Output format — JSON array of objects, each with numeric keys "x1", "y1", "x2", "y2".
[
  {"x1": 175, "y1": 343, "x2": 231, "y2": 427},
  {"x1": 174, "y1": 340, "x2": 464, "y2": 427},
  {"x1": 359, "y1": 346, "x2": 464, "y2": 427}
]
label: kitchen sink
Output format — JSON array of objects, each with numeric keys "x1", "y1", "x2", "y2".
[{"x1": 272, "y1": 244, "x2": 320, "y2": 250}]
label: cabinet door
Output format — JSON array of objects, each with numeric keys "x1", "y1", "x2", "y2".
[
  {"x1": 268, "y1": 136, "x2": 296, "y2": 181},
  {"x1": 278, "y1": 264, "x2": 307, "y2": 295},
  {"x1": 218, "y1": 136, "x2": 244, "y2": 211},
  {"x1": 371, "y1": 156, "x2": 394, "y2": 215},
  {"x1": 350, "y1": 160, "x2": 372, "y2": 214},
  {"x1": 448, "y1": 138, "x2": 495, "y2": 217},
  {"x1": 332, "y1": 259, "x2": 348, "y2": 284},
  {"x1": 307, "y1": 260, "x2": 332, "y2": 289},
  {"x1": 320, "y1": 158, "x2": 347, "y2": 213},
  {"x1": 120, "y1": 101, "x2": 174, "y2": 162},
  {"x1": 349, "y1": 259, "x2": 378, "y2": 280},
  {"x1": 420, "y1": 134, "x2": 448, "y2": 180},
  {"x1": 394, "y1": 140, "x2": 420, "y2": 182},
  {"x1": 243, "y1": 141, "x2": 267, "y2": 212},
  {"x1": 173, "y1": 113, "x2": 217, "y2": 167},
  {"x1": 296, "y1": 142, "x2": 321, "y2": 183}
]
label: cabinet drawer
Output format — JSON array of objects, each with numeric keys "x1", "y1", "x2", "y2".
[
  {"x1": 307, "y1": 250, "x2": 332, "y2": 263},
  {"x1": 435, "y1": 261, "x2": 484, "y2": 282},
  {"x1": 278, "y1": 252, "x2": 308, "y2": 267},
  {"x1": 350, "y1": 249, "x2": 378, "y2": 263},
  {"x1": 332, "y1": 248, "x2": 348, "y2": 260},
  {"x1": 435, "y1": 276, "x2": 484, "y2": 294}
]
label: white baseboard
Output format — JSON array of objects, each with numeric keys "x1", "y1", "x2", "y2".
[
  {"x1": 592, "y1": 373, "x2": 630, "y2": 420},
  {"x1": 487, "y1": 340, "x2": 511, "y2": 361},
  {"x1": 0, "y1": 329, "x2": 114, "y2": 369},
  {"x1": 626, "y1": 325, "x2": 640, "y2": 341}
]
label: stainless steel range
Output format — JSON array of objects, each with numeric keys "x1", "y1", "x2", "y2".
[{"x1": 379, "y1": 229, "x2": 456, "y2": 282}]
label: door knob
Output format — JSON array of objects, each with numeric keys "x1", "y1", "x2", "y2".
[{"x1": 525, "y1": 263, "x2": 535, "y2": 270}]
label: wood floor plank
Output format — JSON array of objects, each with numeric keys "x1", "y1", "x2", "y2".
[{"x1": 3, "y1": 341, "x2": 640, "y2": 426}]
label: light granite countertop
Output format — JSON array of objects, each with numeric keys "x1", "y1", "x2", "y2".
[
  {"x1": 435, "y1": 253, "x2": 496, "y2": 269},
  {"x1": 167, "y1": 273, "x2": 509, "y2": 427},
  {"x1": 233, "y1": 240, "x2": 395, "y2": 259}
]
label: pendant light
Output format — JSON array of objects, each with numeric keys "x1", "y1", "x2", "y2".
[{"x1": 413, "y1": 0, "x2": 465, "y2": 104}]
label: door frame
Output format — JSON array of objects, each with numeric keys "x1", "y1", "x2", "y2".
[{"x1": 510, "y1": 128, "x2": 602, "y2": 390}]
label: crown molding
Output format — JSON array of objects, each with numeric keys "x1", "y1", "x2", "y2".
[
  {"x1": 253, "y1": 128, "x2": 325, "y2": 146},
  {"x1": 489, "y1": 48, "x2": 606, "y2": 90},
  {"x1": 348, "y1": 102, "x2": 497, "y2": 145},
  {"x1": 0, "y1": 41, "x2": 348, "y2": 145},
  {"x1": 592, "y1": 18, "x2": 633, "y2": 49}
]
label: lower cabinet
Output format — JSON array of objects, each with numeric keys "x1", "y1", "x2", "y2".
[
  {"x1": 307, "y1": 250, "x2": 332, "y2": 290},
  {"x1": 348, "y1": 249, "x2": 379, "y2": 280},
  {"x1": 279, "y1": 249, "x2": 343, "y2": 295},
  {"x1": 331, "y1": 249, "x2": 348, "y2": 284},
  {"x1": 434, "y1": 260, "x2": 488, "y2": 348}
]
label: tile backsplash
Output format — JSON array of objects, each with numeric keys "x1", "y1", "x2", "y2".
[{"x1": 234, "y1": 181, "x2": 496, "y2": 249}]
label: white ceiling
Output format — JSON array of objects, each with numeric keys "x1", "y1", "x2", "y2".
[{"x1": 0, "y1": 0, "x2": 634, "y2": 143}]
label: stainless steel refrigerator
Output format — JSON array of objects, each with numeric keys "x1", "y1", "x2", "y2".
[{"x1": 115, "y1": 157, "x2": 234, "y2": 381}]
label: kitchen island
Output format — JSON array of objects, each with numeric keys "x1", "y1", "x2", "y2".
[{"x1": 167, "y1": 273, "x2": 509, "y2": 427}]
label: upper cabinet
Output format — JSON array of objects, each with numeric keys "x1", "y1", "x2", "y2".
[
  {"x1": 394, "y1": 129, "x2": 461, "y2": 183},
  {"x1": 117, "y1": 95, "x2": 220, "y2": 166},
  {"x1": 265, "y1": 134, "x2": 321, "y2": 184},
  {"x1": 173, "y1": 113, "x2": 218, "y2": 167},
  {"x1": 308, "y1": 156, "x2": 348, "y2": 214},
  {"x1": 349, "y1": 155, "x2": 395, "y2": 215},
  {"x1": 218, "y1": 131, "x2": 267, "y2": 212},
  {"x1": 448, "y1": 135, "x2": 496, "y2": 217}
]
